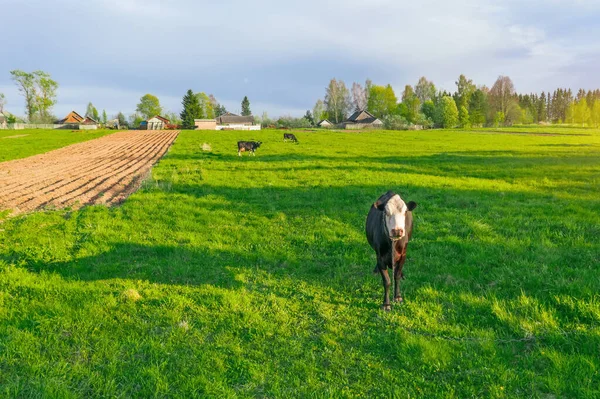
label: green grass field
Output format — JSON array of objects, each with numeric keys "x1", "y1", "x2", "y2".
[
  {"x1": 1, "y1": 128, "x2": 599, "y2": 397},
  {"x1": 0, "y1": 129, "x2": 116, "y2": 162}
]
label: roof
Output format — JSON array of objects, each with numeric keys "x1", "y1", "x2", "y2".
[
  {"x1": 345, "y1": 110, "x2": 381, "y2": 124},
  {"x1": 146, "y1": 115, "x2": 169, "y2": 123},
  {"x1": 83, "y1": 116, "x2": 98, "y2": 124},
  {"x1": 216, "y1": 113, "x2": 254, "y2": 124},
  {"x1": 317, "y1": 119, "x2": 332, "y2": 126},
  {"x1": 57, "y1": 110, "x2": 84, "y2": 124}
]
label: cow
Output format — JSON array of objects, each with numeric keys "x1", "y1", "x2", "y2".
[
  {"x1": 365, "y1": 190, "x2": 417, "y2": 311},
  {"x1": 237, "y1": 141, "x2": 262, "y2": 156},
  {"x1": 283, "y1": 133, "x2": 298, "y2": 143}
]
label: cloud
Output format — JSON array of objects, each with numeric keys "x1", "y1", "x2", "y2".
[{"x1": 1, "y1": 0, "x2": 599, "y2": 117}]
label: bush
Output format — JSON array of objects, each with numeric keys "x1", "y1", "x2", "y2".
[
  {"x1": 276, "y1": 116, "x2": 312, "y2": 129},
  {"x1": 382, "y1": 115, "x2": 411, "y2": 130}
]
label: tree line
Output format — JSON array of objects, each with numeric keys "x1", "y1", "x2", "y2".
[{"x1": 308, "y1": 75, "x2": 600, "y2": 129}]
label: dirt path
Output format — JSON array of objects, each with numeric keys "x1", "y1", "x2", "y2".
[{"x1": 0, "y1": 130, "x2": 179, "y2": 215}]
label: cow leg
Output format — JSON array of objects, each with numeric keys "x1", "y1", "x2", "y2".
[
  {"x1": 238, "y1": 151, "x2": 241, "y2": 156},
  {"x1": 394, "y1": 252, "x2": 407, "y2": 303},
  {"x1": 252, "y1": 151, "x2": 256, "y2": 156},
  {"x1": 380, "y1": 268, "x2": 392, "y2": 311}
]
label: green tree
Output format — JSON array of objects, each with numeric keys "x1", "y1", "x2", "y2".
[
  {"x1": 415, "y1": 77, "x2": 436, "y2": 104},
  {"x1": 136, "y1": 94, "x2": 162, "y2": 119},
  {"x1": 436, "y1": 96, "x2": 458, "y2": 128},
  {"x1": 241, "y1": 96, "x2": 251, "y2": 116},
  {"x1": 489, "y1": 76, "x2": 515, "y2": 116},
  {"x1": 196, "y1": 92, "x2": 215, "y2": 119},
  {"x1": 574, "y1": 99, "x2": 591, "y2": 126},
  {"x1": 459, "y1": 105, "x2": 470, "y2": 128},
  {"x1": 86, "y1": 102, "x2": 99, "y2": 121},
  {"x1": 421, "y1": 100, "x2": 435, "y2": 121},
  {"x1": 0, "y1": 92, "x2": 6, "y2": 113},
  {"x1": 493, "y1": 111, "x2": 505, "y2": 127},
  {"x1": 313, "y1": 99, "x2": 327, "y2": 122},
  {"x1": 590, "y1": 100, "x2": 600, "y2": 128},
  {"x1": 180, "y1": 89, "x2": 201, "y2": 129},
  {"x1": 401, "y1": 85, "x2": 420, "y2": 123},
  {"x1": 33, "y1": 71, "x2": 58, "y2": 122},
  {"x1": 10, "y1": 70, "x2": 37, "y2": 121},
  {"x1": 102, "y1": 109, "x2": 107, "y2": 124},
  {"x1": 454, "y1": 74, "x2": 476, "y2": 109},
  {"x1": 468, "y1": 89, "x2": 488, "y2": 126},
  {"x1": 304, "y1": 110, "x2": 314, "y2": 125},
  {"x1": 367, "y1": 84, "x2": 397, "y2": 119},
  {"x1": 325, "y1": 78, "x2": 352, "y2": 123},
  {"x1": 505, "y1": 102, "x2": 522, "y2": 126},
  {"x1": 117, "y1": 112, "x2": 127, "y2": 128}
]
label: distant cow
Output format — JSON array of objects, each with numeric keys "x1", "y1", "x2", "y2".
[
  {"x1": 237, "y1": 141, "x2": 262, "y2": 156},
  {"x1": 365, "y1": 190, "x2": 417, "y2": 310},
  {"x1": 283, "y1": 133, "x2": 298, "y2": 143}
]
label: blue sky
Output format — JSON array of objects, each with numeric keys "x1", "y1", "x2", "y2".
[{"x1": 1, "y1": 0, "x2": 600, "y2": 119}]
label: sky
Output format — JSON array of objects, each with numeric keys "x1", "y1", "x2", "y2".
[{"x1": 1, "y1": 0, "x2": 600, "y2": 119}]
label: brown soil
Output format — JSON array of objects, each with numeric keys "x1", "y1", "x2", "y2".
[{"x1": 0, "y1": 130, "x2": 179, "y2": 215}]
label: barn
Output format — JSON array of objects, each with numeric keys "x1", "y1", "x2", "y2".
[
  {"x1": 140, "y1": 115, "x2": 169, "y2": 130},
  {"x1": 317, "y1": 119, "x2": 333, "y2": 128},
  {"x1": 340, "y1": 110, "x2": 383, "y2": 129},
  {"x1": 56, "y1": 111, "x2": 85, "y2": 124},
  {"x1": 194, "y1": 119, "x2": 217, "y2": 130}
]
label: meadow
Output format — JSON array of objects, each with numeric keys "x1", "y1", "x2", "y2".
[
  {"x1": 0, "y1": 129, "x2": 116, "y2": 163},
  {"x1": 0, "y1": 128, "x2": 599, "y2": 398}
]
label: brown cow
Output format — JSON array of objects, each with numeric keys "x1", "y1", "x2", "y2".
[{"x1": 365, "y1": 191, "x2": 417, "y2": 310}]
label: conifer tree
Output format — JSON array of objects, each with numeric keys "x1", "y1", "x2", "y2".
[
  {"x1": 241, "y1": 96, "x2": 251, "y2": 116},
  {"x1": 180, "y1": 89, "x2": 201, "y2": 129}
]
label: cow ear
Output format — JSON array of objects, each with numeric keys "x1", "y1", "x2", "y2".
[
  {"x1": 374, "y1": 200, "x2": 386, "y2": 211},
  {"x1": 407, "y1": 201, "x2": 417, "y2": 211}
]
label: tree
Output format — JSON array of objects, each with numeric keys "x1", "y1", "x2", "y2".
[
  {"x1": 33, "y1": 71, "x2": 58, "y2": 122},
  {"x1": 196, "y1": 92, "x2": 215, "y2": 119},
  {"x1": 421, "y1": 100, "x2": 435, "y2": 121},
  {"x1": 180, "y1": 89, "x2": 201, "y2": 129},
  {"x1": 324, "y1": 78, "x2": 352, "y2": 123},
  {"x1": 436, "y1": 96, "x2": 458, "y2": 128},
  {"x1": 164, "y1": 111, "x2": 182, "y2": 126},
  {"x1": 489, "y1": 76, "x2": 516, "y2": 116},
  {"x1": 117, "y1": 112, "x2": 127, "y2": 128},
  {"x1": 574, "y1": 99, "x2": 591, "y2": 126},
  {"x1": 136, "y1": 94, "x2": 162, "y2": 119},
  {"x1": 401, "y1": 85, "x2": 420, "y2": 123},
  {"x1": 102, "y1": 109, "x2": 107, "y2": 124},
  {"x1": 10, "y1": 70, "x2": 37, "y2": 121},
  {"x1": 505, "y1": 102, "x2": 522, "y2": 126},
  {"x1": 469, "y1": 89, "x2": 488, "y2": 126},
  {"x1": 209, "y1": 94, "x2": 227, "y2": 117},
  {"x1": 454, "y1": 74, "x2": 476, "y2": 109},
  {"x1": 591, "y1": 101, "x2": 600, "y2": 128},
  {"x1": 86, "y1": 102, "x2": 99, "y2": 121},
  {"x1": 351, "y1": 82, "x2": 367, "y2": 111},
  {"x1": 0, "y1": 92, "x2": 5, "y2": 113},
  {"x1": 241, "y1": 96, "x2": 251, "y2": 116},
  {"x1": 415, "y1": 77, "x2": 436, "y2": 104},
  {"x1": 493, "y1": 112, "x2": 505, "y2": 127},
  {"x1": 367, "y1": 84, "x2": 397, "y2": 119},
  {"x1": 304, "y1": 110, "x2": 314, "y2": 126},
  {"x1": 459, "y1": 105, "x2": 470, "y2": 128},
  {"x1": 313, "y1": 99, "x2": 327, "y2": 122}
]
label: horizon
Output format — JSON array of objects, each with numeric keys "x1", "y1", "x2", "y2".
[{"x1": 1, "y1": 0, "x2": 600, "y2": 119}]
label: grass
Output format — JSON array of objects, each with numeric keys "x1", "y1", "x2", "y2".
[
  {"x1": 0, "y1": 129, "x2": 117, "y2": 162},
  {"x1": 0, "y1": 128, "x2": 599, "y2": 398}
]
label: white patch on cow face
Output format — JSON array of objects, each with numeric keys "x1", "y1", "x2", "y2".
[{"x1": 384, "y1": 195, "x2": 408, "y2": 239}]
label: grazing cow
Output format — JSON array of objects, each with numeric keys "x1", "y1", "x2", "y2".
[
  {"x1": 237, "y1": 141, "x2": 262, "y2": 156},
  {"x1": 283, "y1": 133, "x2": 298, "y2": 143},
  {"x1": 365, "y1": 190, "x2": 417, "y2": 310}
]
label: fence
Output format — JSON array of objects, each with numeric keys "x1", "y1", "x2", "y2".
[
  {"x1": 216, "y1": 124, "x2": 261, "y2": 131},
  {"x1": 1, "y1": 123, "x2": 98, "y2": 130}
]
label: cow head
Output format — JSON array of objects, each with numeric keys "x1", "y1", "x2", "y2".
[
  {"x1": 255, "y1": 141, "x2": 262, "y2": 148},
  {"x1": 375, "y1": 191, "x2": 417, "y2": 240}
]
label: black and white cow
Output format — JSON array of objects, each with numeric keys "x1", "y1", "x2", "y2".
[
  {"x1": 365, "y1": 190, "x2": 418, "y2": 310},
  {"x1": 283, "y1": 133, "x2": 298, "y2": 143},
  {"x1": 237, "y1": 141, "x2": 262, "y2": 156}
]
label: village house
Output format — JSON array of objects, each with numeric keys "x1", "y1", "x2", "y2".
[
  {"x1": 317, "y1": 119, "x2": 333, "y2": 128},
  {"x1": 216, "y1": 112, "x2": 256, "y2": 128},
  {"x1": 194, "y1": 119, "x2": 217, "y2": 130},
  {"x1": 0, "y1": 112, "x2": 7, "y2": 129},
  {"x1": 56, "y1": 111, "x2": 85, "y2": 124},
  {"x1": 339, "y1": 110, "x2": 383, "y2": 129},
  {"x1": 140, "y1": 115, "x2": 169, "y2": 130}
]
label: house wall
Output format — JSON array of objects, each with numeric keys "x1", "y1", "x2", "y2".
[
  {"x1": 344, "y1": 123, "x2": 382, "y2": 130},
  {"x1": 216, "y1": 124, "x2": 261, "y2": 131},
  {"x1": 194, "y1": 119, "x2": 217, "y2": 130}
]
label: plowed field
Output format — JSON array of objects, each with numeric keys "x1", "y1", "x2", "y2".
[{"x1": 0, "y1": 130, "x2": 179, "y2": 214}]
